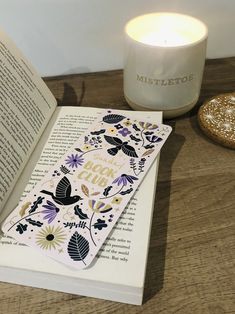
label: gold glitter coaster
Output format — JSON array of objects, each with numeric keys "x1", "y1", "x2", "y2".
[{"x1": 198, "y1": 92, "x2": 235, "y2": 149}]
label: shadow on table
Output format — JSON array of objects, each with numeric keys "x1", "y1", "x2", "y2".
[
  {"x1": 143, "y1": 123, "x2": 185, "y2": 303},
  {"x1": 57, "y1": 82, "x2": 85, "y2": 107}
]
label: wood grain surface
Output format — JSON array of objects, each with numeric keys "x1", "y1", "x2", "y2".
[{"x1": 0, "y1": 58, "x2": 234, "y2": 314}]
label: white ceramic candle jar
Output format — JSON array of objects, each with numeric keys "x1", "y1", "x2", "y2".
[{"x1": 124, "y1": 13, "x2": 208, "y2": 118}]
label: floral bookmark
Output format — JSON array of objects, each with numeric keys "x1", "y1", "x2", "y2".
[{"x1": 2, "y1": 110, "x2": 171, "y2": 269}]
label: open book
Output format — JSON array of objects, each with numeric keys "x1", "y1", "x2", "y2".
[{"x1": 0, "y1": 28, "x2": 162, "y2": 305}]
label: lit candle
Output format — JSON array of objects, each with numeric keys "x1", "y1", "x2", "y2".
[{"x1": 124, "y1": 13, "x2": 208, "y2": 118}]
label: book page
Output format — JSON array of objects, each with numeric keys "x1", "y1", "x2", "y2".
[
  {"x1": 0, "y1": 106, "x2": 161, "y2": 288},
  {"x1": 0, "y1": 29, "x2": 57, "y2": 212}
]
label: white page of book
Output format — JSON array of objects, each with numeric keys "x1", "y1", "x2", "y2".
[
  {"x1": 0, "y1": 106, "x2": 161, "y2": 289},
  {"x1": 0, "y1": 29, "x2": 57, "y2": 211}
]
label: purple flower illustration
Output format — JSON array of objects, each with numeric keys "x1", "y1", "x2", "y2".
[
  {"x1": 42, "y1": 201, "x2": 60, "y2": 223},
  {"x1": 112, "y1": 174, "x2": 138, "y2": 186},
  {"x1": 65, "y1": 153, "x2": 84, "y2": 168},
  {"x1": 118, "y1": 128, "x2": 131, "y2": 137}
]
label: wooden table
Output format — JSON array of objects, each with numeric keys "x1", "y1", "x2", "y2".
[{"x1": 0, "y1": 58, "x2": 234, "y2": 314}]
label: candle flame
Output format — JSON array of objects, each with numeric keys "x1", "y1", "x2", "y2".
[{"x1": 125, "y1": 13, "x2": 207, "y2": 47}]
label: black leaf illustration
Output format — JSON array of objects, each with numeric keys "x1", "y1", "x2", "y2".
[
  {"x1": 75, "y1": 148, "x2": 83, "y2": 153},
  {"x1": 103, "y1": 114, "x2": 125, "y2": 124},
  {"x1": 120, "y1": 188, "x2": 133, "y2": 195},
  {"x1": 16, "y1": 223, "x2": 28, "y2": 234},
  {"x1": 29, "y1": 196, "x2": 44, "y2": 214},
  {"x1": 144, "y1": 131, "x2": 154, "y2": 135},
  {"x1": 144, "y1": 144, "x2": 154, "y2": 149},
  {"x1": 90, "y1": 129, "x2": 105, "y2": 135},
  {"x1": 74, "y1": 205, "x2": 89, "y2": 219},
  {"x1": 103, "y1": 185, "x2": 112, "y2": 196},
  {"x1": 67, "y1": 232, "x2": 89, "y2": 264},
  {"x1": 93, "y1": 219, "x2": 108, "y2": 230},
  {"x1": 78, "y1": 221, "x2": 87, "y2": 229},
  {"x1": 25, "y1": 218, "x2": 43, "y2": 227},
  {"x1": 130, "y1": 134, "x2": 141, "y2": 142},
  {"x1": 100, "y1": 206, "x2": 112, "y2": 214},
  {"x1": 133, "y1": 123, "x2": 141, "y2": 132}
]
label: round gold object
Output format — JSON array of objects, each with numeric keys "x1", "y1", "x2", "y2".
[{"x1": 198, "y1": 93, "x2": 235, "y2": 149}]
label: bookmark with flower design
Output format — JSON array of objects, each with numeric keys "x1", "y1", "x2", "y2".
[{"x1": 2, "y1": 110, "x2": 171, "y2": 269}]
